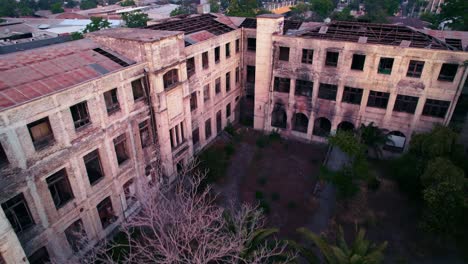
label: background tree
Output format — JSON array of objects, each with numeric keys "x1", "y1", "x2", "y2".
[
  {"x1": 0, "y1": 0, "x2": 19, "y2": 17},
  {"x1": 357, "y1": 122, "x2": 390, "y2": 159},
  {"x1": 80, "y1": 0, "x2": 97, "y2": 10},
  {"x1": 331, "y1": 7, "x2": 355, "y2": 21},
  {"x1": 17, "y1": 0, "x2": 36, "y2": 16},
  {"x1": 121, "y1": 11, "x2": 149, "y2": 28},
  {"x1": 83, "y1": 17, "x2": 111, "y2": 33},
  {"x1": 438, "y1": 0, "x2": 468, "y2": 30},
  {"x1": 65, "y1": 0, "x2": 77, "y2": 8},
  {"x1": 170, "y1": 6, "x2": 191, "y2": 16},
  {"x1": 50, "y1": 2, "x2": 64, "y2": 13},
  {"x1": 120, "y1": 0, "x2": 135, "y2": 6},
  {"x1": 310, "y1": 0, "x2": 334, "y2": 20},
  {"x1": 209, "y1": 0, "x2": 220, "y2": 12},
  {"x1": 289, "y1": 3, "x2": 311, "y2": 20},
  {"x1": 361, "y1": 0, "x2": 399, "y2": 23}
]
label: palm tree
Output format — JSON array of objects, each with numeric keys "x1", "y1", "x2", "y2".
[
  {"x1": 291, "y1": 226, "x2": 387, "y2": 264},
  {"x1": 357, "y1": 122, "x2": 391, "y2": 159}
]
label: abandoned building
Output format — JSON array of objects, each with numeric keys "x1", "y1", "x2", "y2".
[{"x1": 0, "y1": 13, "x2": 467, "y2": 263}]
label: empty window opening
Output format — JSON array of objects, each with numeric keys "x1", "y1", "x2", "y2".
[
  {"x1": 378, "y1": 57, "x2": 394, "y2": 74},
  {"x1": 367, "y1": 91, "x2": 390, "y2": 109},
  {"x1": 342, "y1": 86, "x2": 363, "y2": 105},
  {"x1": 393, "y1": 95, "x2": 418, "y2": 114},
  {"x1": 70, "y1": 101, "x2": 90, "y2": 129},
  {"x1": 351, "y1": 54, "x2": 365, "y2": 71},
  {"x1": 318, "y1": 83, "x2": 338, "y2": 101},
  {"x1": 27, "y1": 117, "x2": 54, "y2": 150},
  {"x1": 205, "y1": 119, "x2": 212, "y2": 139},
  {"x1": 169, "y1": 122, "x2": 185, "y2": 149},
  {"x1": 203, "y1": 84, "x2": 210, "y2": 101},
  {"x1": 235, "y1": 39, "x2": 240, "y2": 53},
  {"x1": 279, "y1": 46, "x2": 290, "y2": 61},
  {"x1": 271, "y1": 104, "x2": 287, "y2": 129},
  {"x1": 235, "y1": 67, "x2": 240, "y2": 84},
  {"x1": 295, "y1": 79, "x2": 313, "y2": 97},
  {"x1": 131, "y1": 78, "x2": 146, "y2": 101},
  {"x1": 422, "y1": 99, "x2": 450, "y2": 118},
  {"x1": 215, "y1": 77, "x2": 221, "y2": 94},
  {"x1": 0, "y1": 143, "x2": 8, "y2": 168},
  {"x1": 274, "y1": 77, "x2": 291, "y2": 93},
  {"x1": 65, "y1": 219, "x2": 86, "y2": 253},
  {"x1": 292, "y1": 113, "x2": 308, "y2": 133},
  {"x1": 28, "y1": 247, "x2": 50, "y2": 264},
  {"x1": 1, "y1": 193, "x2": 34, "y2": 234},
  {"x1": 192, "y1": 128, "x2": 200, "y2": 146},
  {"x1": 114, "y1": 134, "x2": 129, "y2": 165},
  {"x1": 123, "y1": 179, "x2": 136, "y2": 207},
  {"x1": 247, "y1": 65, "x2": 255, "y2": 84},
  {"x1": 406, "y1": 60, "x2": 424, "y2": 78},
  {"x1": 438, "y1": 63, "x2": 458, "y2": 82},
  {"x1": 301, "y1": 49, "x2": 314, "y2": 64},
  {"x1": 139, "y1": 120, "x2": 151, "y2": 148},
  {"x1": 187, "y1": 57, "x2": 195, "y2": 78},
  {"x1": 104, "y1": 88, "x2": 120, "y2": 114},
  {"x1": 226, "y1": 103, "x2": 231, "y2": 118},
  {"x1": 163, "y1": 69, "x2": 179, "y2": 89},
  {"x1": 97, "y1": 197, "x2": 116, "y2": 229},
  {"x1": 216, "y1": 111, "x2": 222, "y2": 134},
  {"x1": 47, "y1": 169, "x2": 74, "y2": 209},
  {"x1": 226, "y1": 72, "x2": 231, "y2": 92},
  {"x1": 313, "y1": 117, "x2": 331, "y2": 137},
  {"x1": 225, "y1": 43, "x2": 231, "y2": 58},
  {"x1": 190, "y1": 92, "x2": 198, "y2": 111},
  {"x1": 325, "y1": 51, "x2": 339, "y2": 67},
  {"x1": 214, "y1": 46, "x2": 220, "y2": 63},
  {"x1": 337, "y1": 121, "x2": 354, "y2": 132},
  {"x1": 84, "y1": 150, "x2": 104, "y2": 185},
  {"x1": 202, "y1": 52, "x2": 209, "y2": 69},
  {"x1": 384, "y1": 131, "x2": 406, "y2": 152},
  {"x1": 247, "y1": 38, "x2": 256, "y2": 51}
]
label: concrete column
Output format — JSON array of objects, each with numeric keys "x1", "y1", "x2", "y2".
[{"x1": 383, "y1": 92, "x2": 397, "y2": 125}]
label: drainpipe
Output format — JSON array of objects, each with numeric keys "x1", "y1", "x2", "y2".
[{"x1": 445, "y1": 61, "x2": 468, "y2": 126}]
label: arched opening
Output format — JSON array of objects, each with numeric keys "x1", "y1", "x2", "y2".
[
  {"x1": 313, "y1": 117, "x2": 331, "y2": 137},
  {"x1": 163, "y1": 69, "x2": 179, "y2": 89},
  {"x1": 271, "y1": 104, "x2": 287, "y2": 129},
  {"x1": 384, "y1": 131, "x2": 406, "y2": 152},
  {"x1": 337, "y1": 121, "x2": 355, "y2": 132},
  {"x1": 292, "y1": 113, "x2": 309, "y2": 133}
]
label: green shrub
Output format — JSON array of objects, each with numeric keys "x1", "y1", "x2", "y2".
[
  {"x1": 256, "y1": 135, "x2": 268, "y2": 148},
  {"x1": 321, "y1": 166, "x2": 359, "y2": 199},
  {"x1": 367, "y1": 176, "x2": 381, "y2": 191},
  {"x1": 224, "y1": 122, "x2": 236, "y2": 136},
  {"x1": 257, "y1": 177, "x2": 267, "y2": 186},
  {"x1": 269, "y1": 130, "x2": 281, "y2": 142},
  {"x1": 255, "y1": 191, "x2": 264, "y2": 200},
  {"x1": 271, "y1": 192, "x2": 280, "y2": 201},
  {"x1": 259, "y1": 200, "x2": 271, "y2": 214},
  {"x1": 224, "y1": 143, "x2": 235, "y2": 157},
  {"x1": 198, "y1": 146, "x2": 230, "y2": 186},
  {"x1": 287, "y1": 201, "x2": 297, "y2": 210}
]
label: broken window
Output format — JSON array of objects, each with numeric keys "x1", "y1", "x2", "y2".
[
  {"x1": 271, "y1": 104, "x2": 287, "y2": 129},
  {"x1": 438, "y1": 63, "x2": 458, "y2": 82},
  {"x1": 192, "y1": 128, "x2": 200, "y2": 145},
  {"x1": 203, "y1": 84, "x2": 210, "y2": 101},
  {"x1": 279, "y1": 46, "x2": 290, "y2": 61},
  {"x1": 313, "y1": 117, "x2": 331, "y2": 137},
  {"x1": 186, "y1": 57, "x2": 195, "y2": 78},
  {"x1": 97, "y1": 197, "x2": 115, "y2": 229},
  {"x1": 216, "y1": 111, "x2": 222, "y2": 134},
  {"x1": 70, "y1": 101, "x2": 90, "y2": 129},
  {"x1": 47, "y1": 169, "x2": 74, "y2": 209},
  {"x1": 226, "y1": 103, "x2": 231, "y2": 118},
  {"x1": 325, "y1": 51, "x2": 339, "y2": 67},
  {"x1": 1, "y1": 193, "x2": 34, "y2": 233},
  {"x1": 235, "y1": 39, "x2": 240, "y2": 53},
  {"x1": 351, "y1": 54, "x2": 365, "y2": 71},
  {"x1": 190, "y1": 92, "x2": 198, "y2": 111},
  {"x1": 342, "y1": 86, "x2": 363, "y2": 105},
  {"x1": 292, "y1": 113, "x2": 308, "y2": 133},
  {"x1": 0, "y1": 142, "x2": 8, "y2": 168},
  {"x1": 123, "y1": 178, "x2": 136, "y2": 207},
  {"x1": 225, "y1": 43, "x2": 231, "y2": 58},
  {"x1": 215, "y1": 78, "x2": 221, "y2": 94},
  {"x1": 378, "y1": 57, "x2": 394, "y2": 74},
  {"x1": 27, "y1": 117, "x2": 54, "y2": 150},
  {"x1": 274, "y1": 77, "x2": 290, "y2": 93},
  {"x1": 104, "y1": 88, "x2": 120, "y2": 114},
  {"x1": 139, "y1": 120, "x2": 151, "y2": 148},
  {"x1": 84, "y1": 150, "x2": 104, "y2": 185},
  {"x1": 226, "y1": 72, "x2": 231, "y2": 92},
  {"x1": 65, "y1": 219, "x2": 86, "y2": 252},
  {"x1": 202, "y1": 52, "x2": 209, "y2": 69},
  {"x1": 28, "y1": 247, "x2": 50, "y2": 264},
  {"x1": 163, "y1": 69, "x2": 179, "y2": 89},
  {"x1": 318, "y1": 83, "x2": 337, "y2": 101},
  {"x1": 422, "y1": 99, "x2": 450, "y2": 118},
  {"x1": 301, "y1": 49, "x2": 314, "y2": 64},
  {"x1": 114, "y1": 134, "x2": 129, "y2": 165},
  {"x1": 131, "y1": 78, "x2": 146, "y2": 101},
  {"x1": 367, "y1": 91, "x2": 390, "y2": 109},
  {"x1": 406, "y1": 60, "x2": 424, "y2": 78},
  {"x1": 295, "y1": 80, "x2": 313, "y2": 97},
  {"x1": 246, "y1": 65, "x2": 255, "y2": 83},
  {"x1": 247, "y1": 38, "x2": 256, "y2": 51},
  {"x1": 214, "y1": 46, "x2": 220, "y2": 63},
  {"x1": 205, "y1": 119, "x2": 212, "y2": 139},
  {"x1": 235, "y1": 67, "x2": 239, "y2": 84},
  {"x1": 169, "y1": 122, "x2": 185, "y2": 149},
  {"x1": 393, "y1": 95, "x2": 418, "y2": 114}
]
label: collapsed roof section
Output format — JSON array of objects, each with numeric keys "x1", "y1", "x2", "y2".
[{"x1": 239, "y1": 17, "x2": 303, "y2": 35}]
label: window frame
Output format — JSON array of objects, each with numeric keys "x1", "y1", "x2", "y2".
[
  {"x1": 273, "y1": 77, "x2": 291, "y2": 93},
  {"x1": 113, "y1": 134, "x2": 129, "y2": 166},
  {"x1": 278, "y1": 46, "x2": 290, "y2": 61},
  {"x1": 1, "y1": 193, "x2": 34, "y2": 234},
  {"x1": 104, "y1": 88, "x2": 120, "y2": 115},
  {"x1": 215, "y1": 78, "x2": 221, "y2": 95},
  {"x1": 406, "y1": 60, "x2": 425, "y2": 78},
  {"x1": 325, "y1": 51, "x2": 339, "y2": 67},
  {"x1": 131, "y1": 78, "x2": 146, "y2": 101},
  {"x1": 190, "y1": 92, "x2": 198, "y2": 111},
  {"x1": 393, "y1": 94, "x2": 418, "y2": 114},
  {"x1": 205, "y1": 119, "x2": 212, "y2": 139},
  {"x1": 342, "y1": 86, "x2": 363, "y2": 105},
  {"x1": 367, "y1": 91, "x2": 390, "y2": 109},
  {"x1": 27, "y1": 117, "x2": 55, "y2": 150},
  {"x1": 96, "y1": 197, "x2": 116, "y2": 229},
  {"x1": 235, "y1": 39, "x2": 240, "y2": 53},
  {"x1": 192, "y1": 128, "x2": 200, "y2": 146},
  {"x1": 65, "y1": 219, "x2": 86, "y2": 253},
  {"x1": 163, "y1": 69, "x2": 179, "y2": 90},
  {"x1": 301, "y1": 49, "x2": 314, "y2": 64},
  {"x1": 202, "y1": 51, "x2": 209, "y2": 69},
  {"x1": 186, "y1": 57, "x2": 196, "y2": 78},
  {"x1": 139, "y1": 120, "x2": 151, "y2": 148},
  {"x1": 203, "y1": 84, "x2": 210, "y2": 102},
  {"x1": 318, "y1": 83, "x2": 338, "y2": 101},
  {"x1": 422, "y1": 99, "x2": 450, "y2": 118},
  {"x1": 225, "y1": 42, "x2": 231, "y2": 58},
  {"x1": 247, "y1": 38, "x2": 256, "y2": 51},
  {"x1": 225, "y1": 72, "x2": 231, "y2": 92},
  {"x1": 350, "y1": 54, "x2": 366, "y2": 71},
  {"x1": 378, "y1": 57, "x2": 394, "y2": 75},
  {"x1": 70, "y1": 101, "x2": 91, "y2": 130},
  {"x1": 214, "y1": 46, "x2": 220, "y2": 64},
  {"x1": 46, "y1": 169, "x2": 74, "y2": 209},
  {"x1": 84, "y1": 149, "x2": 105, "y2": 185},
  {"x1": 438, "y1": 63, "x2": 458, "y2": 82},
  {"x1": 226, "y1": 103, "x2": 231, "y2": 118},
  {"x1": 295, "y1": 79, "x2": 313, "y2": 97}
]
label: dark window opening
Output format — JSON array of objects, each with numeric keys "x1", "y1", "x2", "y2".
[
  {"x1": 246, "y1": 65, "x2": 255, "y2": 83},
  {"x1": 393, "y1": 95, "x2": 418, "y2": 114},
  {"x1": 279, "y1": 46, "x2": 290, "y2": 61},
  {"x1": 1, "y1": 193, "x2": 34, "y2": 234},
  {"x1": 235, "y1": 39, "x2": 240, "y2": 53},
  {"x1": 187, "y1": 57, "x2": 195, "y2": 78},
  {"x1": 203, "y1": 85, "x2": 210, "y2": 101},
  {"x1": 225, "y1": 43, "x2": 231, "y2": 58},
  {"x1": 337, "y1": 121, "x2": 354, "y2": 131},
  {"x1": 0, "y1": 143, "x2": 8, "y2": 168},
  {"x1": 163, "y1": 69, "x2": 179, "y2": 89},
  {"x1": 131, "y1": 78, "x2": 146, "y2": 101},
  {"x1": 139, "y1": 121, "x2": 151, "y2": 148},
  {"x1": 422, "y1": 99, "x2": 450, "y2": 118},
  {"x1": 438, "y1": 63, "x2": 458, "y2": 82},
  {"x1": 27, "y1": 117, "x2": 54, "y2": 150},
  {"x1": 318, "y1": 83, "x2": 337, "y2": 101},
  {"x1": 46, "y1": 169, "x2": 74, "y2": 209},
  {"x1": 215, "y1": 78, "x2": 221, "y2": 94},
  {"x1": 445, "y1": 38, "x2": 463, "y2": 50},
  {"x1": 247, "y1": 38, "x2": 256, "y2": 51},
  {"x1": 226, "y1": 103, "x2": 231, "y2": 118},
  {"x1": 205, "y1": 119, "x2": 212, "y2": 139},
  {"x1": 97, "y1": 197, "x2": 115, "y2": 229},
  {"x1": 367, "y1": 91, "x2": 390, "y2": 109},
  {"x1": 84, "y1": 150, "x2": 104, "y2": 185},
  {"x1": 274, "y1": 77, "x2": 291, "y2": 93},
  {"x1": 226, "y1": 72, "x2": 231, "y2": 92},
  {"x1": 342, "y1": 86, "x2": 363, "y2": 105},
  {"x1": 202, "y1": 52, "x2": 209, "y2": 69},
  {"x1": 301, "y1": 49, "x2": 314, "y2": 64},
  {"x1": 216, "y1": 111, "x2": 222, "y2": 134},
  {"x1": 114, "y1": 134, "x2": 129, "y2": 165},
  {"x1": 123, "y1": 179, "x2": 136, "y2": 206},
  {"x1": 192, "y1": 128, "x2": 200, "y2": 145},
  {"x1": 104, "y1": 88, "x2": 120, "y2": 114},
  {"x1": 406, "y1": 60, "x2": 424, "y2": 78},
  {"x1": 378, "y1": 57, "x2": 394, "y2": 74},
  {"x1": 313, "y1": 117, "x2": 331, "y2": 137},
  {"x1": 70, "y1": 101, "x2": 90, "y2": 129},
  {"x1": 295, "y1": 79, "x2": 313, "y2": 97},
  {"x1": 351, "y1": 54, "x2": 365, "y2": 71},
  {"x1": 65, "y1": 219, "x2": 86, "y2": 253},
  {"x1": 325, "y1": 51, "x2": 339, "y2": 67},
  {"x1": 292, "y1": 113, "x2": 308, "y2": 133},
  {"x1": 190, "y1": 92, "x2": 198, "y2": 111},
  {"x1": 169, "y1": 122, "x2": 185, "y2": 149},
  {"x1": 271, "y1": 104, "x2": 287, "y2": 129},
  {"x1": 28, "y1": 247, "x2": 50, "y2": 264},
  {"x1": 214, "y1": 46, "x2": 220, "y2": 63},
  {"x1": 235, "y1": 67, "x2": 239, "y2": 84}
]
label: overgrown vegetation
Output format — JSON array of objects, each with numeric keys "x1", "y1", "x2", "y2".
[
  {"x1": 419, "y1": 0, "x2": 468, "y2": 30},
  {"x1": 225, "y1": 0, "x2": 270, "y2": 17},
  {"x1": 121, "y1": 11, "x2": 149, "y2": 28},
  {"x1": 83, "y1": 17, "x2": 111, "y2": 33},
  {"x1": 120, "y1": 0, "x2": 135, "y2": 6}
]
